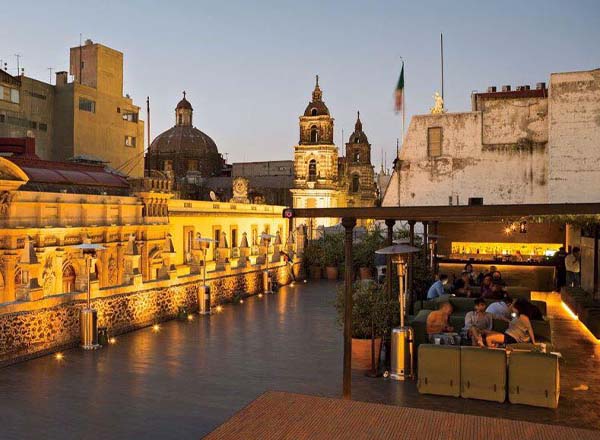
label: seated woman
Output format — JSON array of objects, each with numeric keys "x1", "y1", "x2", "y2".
[
  {"x1": 485, "y1": 299, "x2": 536, "y2": 347},
  {"x1": 451, "y1": 271, "x2": 472, "y2": 297},
  {"x1": 426, "y1": 302, "x2": 454, "y2": 342}
]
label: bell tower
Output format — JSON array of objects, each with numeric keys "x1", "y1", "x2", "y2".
[
  {"x1": 344, "y1": 111, "x2": 376, "y2": 208},
  {"x1": 291, "y1": 76, "x2": 340, "y2": 233},
  {"x1": 175, "y1": 91, "x2": 193, "y2": 126}
]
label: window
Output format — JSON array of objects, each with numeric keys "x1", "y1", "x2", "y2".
[
  {"x1": 122, "y1": 112, "x2": 138, "y2": 122},
  {"x1": 178, "y1": 114, "x2": 183, "y2": 125},
  {"x1": 0, "y1": 114, "x2": 4, "y2": 123},
  {"x1": 163, "y1": 160, "x2": 173, "y2": 172},
  {"x1": 310, "y1": 125, "x2": 318, "y2": 143},
  {"x1": 10, "y1": 88, "x2": 20, "y2": 104},
  {"x1": 29, "y1": 121, "x2": 37, "y2": 129},
  {"x1": 353, "y1": 151, "x2": 360, "y2": 162},
  {"x1": 0, "y1": 85, "x2": 4, "y2": 100},
  {"x1": 39, "y1": 123, "x2": 48, "y2": 132},
  {"x1": 351, "y1": 174, "x2": 360, "y2": 193},
  {"x1": 187, "y1": 159, "x2": 198, "y2": 172},
  {"x1": 27, "y1": 91, "x2": 46, "y2": 100},
  {"x1": 308, "y1": 159, "x2": 317, "y2": 182},
  {"x1": 427, "y1": 127, "x2": 442, "y2": 157},
  {"x1": 116, "y1": 107, "x2": 121, "y2": 113},
  {"x1": 125, "y1": 135, "x2": 136, "y2": 147},
  {"x1": 79, "y1": 97, "x2": 96, "y2": 113},
  {"x1": 311, "y1": 108, "x2": 317, "y2": 116},
  {"x1": 230, "y1": 227, "x2": 238, "y2": 248},
  {"x1": 213, "y1": 228, "x2": 221, "y2": 259}
]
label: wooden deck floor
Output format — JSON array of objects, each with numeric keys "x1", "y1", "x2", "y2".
[{"x1": 205, "y1": 390, "x2": 599, "y2": 440}]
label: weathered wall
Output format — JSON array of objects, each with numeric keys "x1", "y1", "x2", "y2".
[
  {"x1": 384, "y1": 112, "x2": 548, "y2": 207},
  {"x1": 548, "y1": 69, "x2": 600, "y2": 203},
  {"x1": 0, "y1": 262, "x2": 294, "y2": 367}
]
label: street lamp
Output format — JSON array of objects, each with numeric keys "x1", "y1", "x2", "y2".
[
  {"x1": 261, "y1": 233, "x2": 276, "y2": 294},
  {"x1": 74, "y1": 242, "x2": 106, "y2": 350},
  {"x1": 375, "y1": 243, "x2": 420, "y2": 381},
  {"x1": 195, "y1": 235, "x2": 215, "y2": 315}
]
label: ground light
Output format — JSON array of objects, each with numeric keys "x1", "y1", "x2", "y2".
[
  {"x1": 187, "y1": 314, "x2": 194, "y2": 321},
  {"x1": 55, "y1": 352, "x2": 64, "y2": 361},
  {"x1": 152, "y1": 324, "x2": 161, "y2": 332},
  {"x1": 562, "y1": 301, "x2": 600, "y2": 345},
  {"x1": 215, "y1": 305, "x2": 223, "y2": 313},
  {"x1": 108, "y1": 337, "x2": 117, "y2": 345},
  {"x1": 258, "y1": 293, "x2": 263, "y2": 299},
  {"x1": 239, "y1": 299, "x2": 244, "y2": 304}
]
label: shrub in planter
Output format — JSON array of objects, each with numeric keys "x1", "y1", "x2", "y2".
[
  {"x1": 322, "y1": 233, "x2": 344, "y2": 280},
  {"x1": 303, "y1": 239, "x2": 325, "y2": 279},
  {"x1": 335, "y1": 281, "x2": 398, "y2": 373},
  {"x1": 353, "y1": 228, "x2": 384, "y2": 280}
]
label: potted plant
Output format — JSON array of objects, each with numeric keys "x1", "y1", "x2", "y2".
[
  {"x1": 322, "y1": 233, "x2": 343, "y2": 280},
  {"x1": 335, "y1": 281, "x2": 396, "y2": 373},
  {"x1": 353, "y1": 228, "x2": 384, "y2": 280},
  {"x1": 303, "y1": 239, "x2": 324, "y2": 280}
]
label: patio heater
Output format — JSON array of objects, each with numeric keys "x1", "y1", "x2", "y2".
[
  {"x1": 261, "y1": 233, "x2": 276, "y2": 294},
  {"x1": 74, "y1": 242, "x2": 106, "y2": 350},
  {"x1": 195, "y1": 236, "x2": 215, "y2": 315},
  {"x1": 375, "y1": 243, "x2": 420, "y2": 381}
]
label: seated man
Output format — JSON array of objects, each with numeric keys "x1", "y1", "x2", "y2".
[
  {"x1": 463, "y1": 298, "x2": 493, "y2": 347},
  {"x1": 427, "y1": 274, "x2": 449, "y2": 299},
  {"x1": 491, "y1": 270, "x2": 507, "y2": 287},
  {"x1": 426, "y1": 302, "x2": 454, "y2": 336},
  {"x1": 483, "y1": 281, "x2": 506, "y2": 300},
  {"x1": 451, "y1": 271, "x2": 472, "y2": 297},
  {"x1": 486, "y1": 296, "x2": 513, "y2": 320}
]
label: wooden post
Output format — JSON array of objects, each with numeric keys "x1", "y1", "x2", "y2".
[
  {"x1": 385, "y1": 219, "x2": 395, "y2": 299},
  {"x1": 432, "y1": 221, "x2": 439, "y2": 275},
  {"x1": 422, "y1": 221, "x2": 429, "y2": 265},
  {"x1": 408, "y1": 220, "x2": 416, "y2": 308},
  {"x1": 342, "y1": 217, "x2": 356, "y2": 400}
]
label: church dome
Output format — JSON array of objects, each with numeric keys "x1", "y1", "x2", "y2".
[
  {"x1": 303, "y1": 75, "x2": 330, "y2": 117},
  {"x1": 149, "y1": 125, "x2": 218, "y2": 157},
  {"x1": 147, "y1": 92, "x2": 223, "y2": 178}
]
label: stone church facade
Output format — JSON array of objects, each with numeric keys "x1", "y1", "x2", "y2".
[{"x1": 291, "y1": 77, "x2": 377, "y2": 230}]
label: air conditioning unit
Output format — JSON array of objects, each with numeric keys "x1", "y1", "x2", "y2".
[{"x1": 502, "y1": 85, "x2": 511, "y2": 92}]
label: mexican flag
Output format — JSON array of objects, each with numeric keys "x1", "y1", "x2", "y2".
[{"x1": 394, "y1": 62, "x2": 404, "y2": 113}]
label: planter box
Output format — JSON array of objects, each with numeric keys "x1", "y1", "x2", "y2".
[
  {"x1": 309, "y1": 266, "x2": 322, "y2": 280},
  {"x1": 325, "y1": 266, "x2": 338, "y2": 280},
  {"x1": 352, "y1": 337, "x2": 382, "y2": 371},
  {"x1": 359, "y1": 267, "x2": 372, "y2": 280}
]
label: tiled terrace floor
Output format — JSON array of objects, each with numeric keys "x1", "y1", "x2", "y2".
[{"x1": 1, "y1": 282, "x2": 599, "y2": 439}]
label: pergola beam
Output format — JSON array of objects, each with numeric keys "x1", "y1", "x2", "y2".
[{"x1": 289, "y1": 203, "x2": 600, "y2": 221}]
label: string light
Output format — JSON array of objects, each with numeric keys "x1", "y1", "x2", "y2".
[{"x1": 152, "y1": 324, "x2": 160, "y2": 332}]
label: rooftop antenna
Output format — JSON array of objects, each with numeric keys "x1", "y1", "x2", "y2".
[
  {"x1": 440, "y1": 33, "x2": 445, "y2": 102},
  {"x1": 396, "y1": 138, "x2": 400, "y2": 159},
  {"x1": 14, "y1": 54, "x2": 21, "y2": 76},
  {"x1": 47, "y1": 67, "x2": 54, "y2": 85},
  {"x1": 79, "y1": 33, "x2": 83, "y2": 84}
]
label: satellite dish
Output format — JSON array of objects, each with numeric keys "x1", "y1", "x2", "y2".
[{"x1": 209, "y1": 191, "x2": 218, "y2": 201}]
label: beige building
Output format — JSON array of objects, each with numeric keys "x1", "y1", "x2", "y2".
[
  {"x1": 0, "y1": 40, "x2": 145, "y2": 177},
  {"x1": 383, "y1": 68, "x2": 600, "y2": 207}
]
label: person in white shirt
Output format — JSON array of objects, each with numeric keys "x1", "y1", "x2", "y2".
[
  {"x1": 565, "y1": 247, "x2": 581, "y2": 288},
  {"x1": 463, "y1": 298, "x2": 493, "y2": 347},
  {"x1": 486, "y1": 297, "x2": 513, "y2": 320}
]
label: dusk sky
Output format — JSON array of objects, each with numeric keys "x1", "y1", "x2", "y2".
[{"x1": 3, "y1": 0, "x2": 599, "y2": 167}]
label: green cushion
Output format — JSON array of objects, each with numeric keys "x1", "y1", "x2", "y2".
[
  {"x1": 460, "y1": 347, "x2": 507, "y2": 402},
  {"x1": 418, "y1": 345, "x2": 461, "y2": 397},
  {"x1": 508, "y1": 351, "x2": 560, "y2": 408}
]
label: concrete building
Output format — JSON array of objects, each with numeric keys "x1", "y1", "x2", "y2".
[
  {"x1": 383, "y1": 68, "x2": 600, "y2": 207},
  {"x1": 0, "y1": 40, "x2": 145, "y2": 177}
]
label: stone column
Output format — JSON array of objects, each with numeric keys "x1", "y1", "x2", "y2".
[{"x1": 1, "y1": 253, "x2": 19, "y2": 303}]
